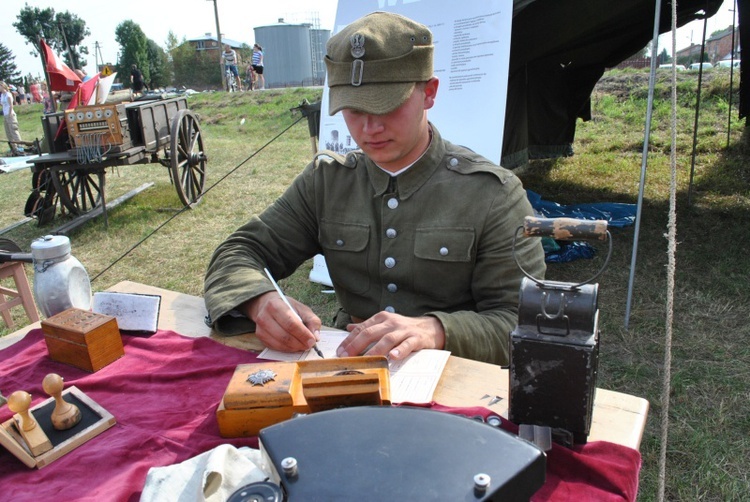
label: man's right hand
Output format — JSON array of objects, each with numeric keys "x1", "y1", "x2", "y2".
[{"x1": 243, "y1": 292, "x2": 321, "y2": 352}]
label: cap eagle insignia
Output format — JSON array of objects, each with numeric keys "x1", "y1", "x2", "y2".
[{"x1": 350, "y1": 33, "x2": 366, "y2": 58}]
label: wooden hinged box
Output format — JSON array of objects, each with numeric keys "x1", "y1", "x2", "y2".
[
  {"x1": 41, "y1": 308, "x2": 124, "y2": 372},
  {"x1": 217, "y1": 356, "x2": 391, "y2": 437}
]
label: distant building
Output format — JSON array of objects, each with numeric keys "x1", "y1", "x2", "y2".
[
  {"x1": 254, "y1": 18, "x2": 330, "y2": 88},
  {"x1": 180, "y1": 15, "x2": 330, "y2": 90},
  {"x1": 675, "y1": 25, "x2": 741, "y2": 64},
  {"x1": 705, "y1": 26, "x2": 741, "y2": 63},
  {"x1": 187, "y1": 34, "x2": 245, "y2": 53},
  {"x1": 174, "y1": 34, "x2": 248, "y2": 89},
  {"x1": 675, "y1": 43, "x2": 704, "y2": 65}
]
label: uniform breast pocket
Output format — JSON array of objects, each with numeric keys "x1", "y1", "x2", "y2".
[
  {"x1": 413, "y1": 228, "x2": 475, "y2": 300},
  {"x1": 320, "y1": 220, "x2": 371, "y2": 294}
]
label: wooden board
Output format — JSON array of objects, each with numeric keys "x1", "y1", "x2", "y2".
[{"x1": 0, "y1": 386, "x2": 116, "y2": 469}]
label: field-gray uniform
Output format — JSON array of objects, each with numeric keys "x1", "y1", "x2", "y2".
[{"x1": 204, "y1": 125, "x2": 545, "y2": 365}]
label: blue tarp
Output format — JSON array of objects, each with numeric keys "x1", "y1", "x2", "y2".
[
  {"x1": 526, "y1": 190, "x2": 636, "y2": 228},
  {"x1": 526, "y1": 190, "x2": 636, "y2": 262}
]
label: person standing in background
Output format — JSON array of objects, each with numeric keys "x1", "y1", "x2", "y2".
[
  {"x1": 131, "y1": 64, "x2": 145, "y2": 98},
  {"x1": 1, "y1": 81, "x2": 24, "y2": 155},
  {"x1": 30, "y1": 81, "x2": 42, "y2": 103},
  {"x1": 222, "y1": 44, "x2": 243, "y2": 91},
  {"x1": 42, "y1": 82, "x2": 56, "y2": 115},
  {"x1": 252, "y1": 44, "x2": 265, "y2": 90},
  {"x1": 245, "y1": 61, "x2": 255, "y2": 91}
]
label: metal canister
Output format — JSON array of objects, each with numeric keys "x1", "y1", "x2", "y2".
[{"x1": 31, "y1": 235, "x2": 91, "y2": 317}]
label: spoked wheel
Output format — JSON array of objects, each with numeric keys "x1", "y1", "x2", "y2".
[
  {"x1": 51, "y1": 168, "x2": 105, "y2": 215},
  {"x1": 25, "y1": 169, "x2": 59, "y2": 225},
  {"x1": 170, "y1": 109, "x2": 207, "y2": 207},
  {"x1": 0, "y1": 238, "x2": 23, "y2": 254}
]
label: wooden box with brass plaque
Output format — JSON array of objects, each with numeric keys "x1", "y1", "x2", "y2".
[
  {"x1": 42, "y1": 308, "x2": 124, "y2": 372},
  {"x1": 217, "y1": 356, "x2": 391, "y2": 437}
]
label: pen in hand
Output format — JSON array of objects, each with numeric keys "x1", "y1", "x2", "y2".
[{"x1": 263, "y1": 267, "x2": 325, "y2": 358}]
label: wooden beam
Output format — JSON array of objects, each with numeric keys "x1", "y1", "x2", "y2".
[{"x1": 52, "y1": 183, "x2": 154, "y2": 236}]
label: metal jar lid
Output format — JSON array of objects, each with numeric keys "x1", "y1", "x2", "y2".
[{"x1": 30, "y1": 235, "x2": 72, "y2": 261}]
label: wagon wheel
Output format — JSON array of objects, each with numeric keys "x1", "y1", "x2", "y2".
[
  {"x1": 170, "y1": 109, "x2": 207, "y2": 207},
  {"x1": 0, "y1": 238, "x2": 23, "y2": 254},
  {"x1": 24, "y1": 169, "x2": 59, "y2": 225},
  {"x1": 51, "y1": 168, "x2": 105, "y2": 216}
]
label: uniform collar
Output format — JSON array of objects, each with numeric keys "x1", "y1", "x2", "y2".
[{"x1": 366, "y1": 123, "x2": 445, "y2": 199}]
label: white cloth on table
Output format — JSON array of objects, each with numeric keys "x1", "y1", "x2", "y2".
[{"x1": 140, "y1": 444, "x2": 269, "y2": 502}]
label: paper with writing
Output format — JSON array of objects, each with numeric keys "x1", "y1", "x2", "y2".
[{"x1": 258, "y1": 330, "x2": 450, "y2": 403}]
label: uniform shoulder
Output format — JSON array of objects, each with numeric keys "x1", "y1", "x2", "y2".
[{"x1": 442, "y1": 141, "x2": 517, "y2": 185}]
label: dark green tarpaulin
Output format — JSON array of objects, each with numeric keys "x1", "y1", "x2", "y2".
[{"x1": 502, "y1": 0, "x2": 741, "y2": 168}]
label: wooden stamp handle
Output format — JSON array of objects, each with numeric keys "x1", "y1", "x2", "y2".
[{"x1": 523, "y1": 216, "x2": 608, "y2": 241}]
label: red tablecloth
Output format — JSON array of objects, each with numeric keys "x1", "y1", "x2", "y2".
[{"x1": 0, "y1": 330, "x2": 640, "y2": 501}]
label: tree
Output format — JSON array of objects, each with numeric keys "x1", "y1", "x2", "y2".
[
  {"x1": 0, "y1": 43, "x2": 22, "y2": 84},
  {"x1": 54, "y1": 11, "x2": 90, "y2": 69},
  {"x1": 115, "y1": 20, "x2": 149, "y2": 89},
  {"x1": 146, "y1": 38, "x2": 170, "y2": 88},
  {"x1": 170, "y1": 37, "x2": 194, "y2": 87},
  {"x1": 13, "y1": 5, "x2": 90, "y2": 70},
  {"x1": 165, "y1": 31, "x2": 181, "y2": 54},
  {"x1": 170, "y1": 40, "x2": 221, "y2": 89},
  {"x1": 658, "y1": 48, "x2": 670, "y2": 65}
]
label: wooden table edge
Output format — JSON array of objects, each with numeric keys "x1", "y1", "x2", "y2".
[{"x1": 1, "y1": 280, "x2": 648, "y2": 450}]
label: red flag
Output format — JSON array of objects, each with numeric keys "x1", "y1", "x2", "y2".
[
  {"x1": 40, "y1": 38, "x2": 81, "y2": 92},
  {"x1": 68, "y1": 73, "x2": 101, "y2": 109}
]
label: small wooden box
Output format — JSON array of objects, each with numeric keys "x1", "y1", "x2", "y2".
[
  {"x1": 41, "y1": 308, "x2": 124, "y2": 372},
  {"x1": 217, "y1": 356, "x2": 391, "y2": 437}
]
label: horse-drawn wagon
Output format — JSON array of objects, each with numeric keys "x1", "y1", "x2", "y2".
[{"x1": 25, "y1": 95, "x2": 207, "y2": 225}]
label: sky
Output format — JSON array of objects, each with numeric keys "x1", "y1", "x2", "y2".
[
  {"x1": 3, "y1": 0, "x2": 339, "y2": 80},
  {"x1": 2, "y1": 0, "x2": 740, "y2": 82}
]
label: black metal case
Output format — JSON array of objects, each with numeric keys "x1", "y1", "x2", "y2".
[
  {"x1": 259, "y1": 406, "x2": 546, "y2": 501},
  {"x1": 509, "y1": 277, "x2": 600, "y2": 444},
  {"x1": 508, "y1": 216, "x2": 609, "y2": 446}
]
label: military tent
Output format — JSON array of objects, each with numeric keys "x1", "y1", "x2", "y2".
[{"x1": 502, "y1": 0, "x2": 742, "y2": 168}]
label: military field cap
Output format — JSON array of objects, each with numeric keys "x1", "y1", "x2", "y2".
[{"x1": 325, "y1": 11, "x2": 434, "y2": 115}]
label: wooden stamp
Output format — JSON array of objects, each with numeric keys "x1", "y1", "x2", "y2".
[
  {"x1": 7, "y1": 391, "x2": 53, "y2": 456},
  {"x1": 0, "y1": 383, "x2": 115, "y2": 469},
  {"x1": 42, "y1": 374, "x2": 82, "y2": 431}
]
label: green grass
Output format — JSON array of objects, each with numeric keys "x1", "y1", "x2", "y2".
[{"x1": 3, "y1": 71, "x2": 750, "y2": 499}]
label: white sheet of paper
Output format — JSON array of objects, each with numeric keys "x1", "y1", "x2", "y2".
[
  {"x1": 92, "y1": 291, "x2": 161, "y2": 332},
  {"x1": 258, "y1": 330, "x2": 450, "y2": 404},
  {"x1": 258, "y1": 329, "x2": 347, "y2": 361},
  {"x1": 388, "y1": 349, "x2": 451, "y2": 404}
]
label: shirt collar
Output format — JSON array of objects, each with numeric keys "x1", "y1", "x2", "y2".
[{"x1": 367, "y1": 123, "x2": 445, "y2": 199}]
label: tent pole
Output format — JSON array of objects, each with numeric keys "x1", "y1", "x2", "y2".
[
  {"x1": 727, "y1": 0, "x2": 738, "y2": 148},
  {"x1": 624, "y1": 0, "x2": 662, "y2": 330},
  {"x1": 687, "y1": 7, "x2": 710, "y2": 207}
]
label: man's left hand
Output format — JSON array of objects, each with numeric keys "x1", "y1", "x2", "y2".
[{"x1": 337, "y1": 312, "x2": 446, "y2": 360}]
